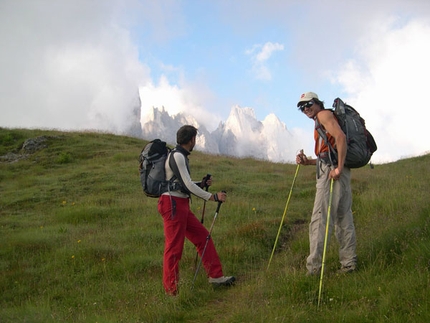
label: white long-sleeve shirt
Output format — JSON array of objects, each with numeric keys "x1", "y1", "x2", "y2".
[{"x1": 162, "y1": 147, "x2": 212, "y2": 201}]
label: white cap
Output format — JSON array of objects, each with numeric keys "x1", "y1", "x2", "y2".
[{"x1": 297, "y1": 92, "x2": 319, "y2": 107}]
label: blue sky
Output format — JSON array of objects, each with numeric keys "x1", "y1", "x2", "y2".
[{"x1": 1, "y1": 0, "x2": 430, "y2": 163}]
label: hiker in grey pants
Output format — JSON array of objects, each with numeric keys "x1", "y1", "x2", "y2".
[{"x1": 295, "y1": 91, "x2": 357, "y2": 275}]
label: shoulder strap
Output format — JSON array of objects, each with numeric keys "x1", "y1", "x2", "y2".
[
  {"x1": 315, "y1": 116, "x2": 338, "y2": 165},
  {"x1": 315, "y1": 117, "x2": 333, "y2": 152},
  {"x1": 168, "y1": 149, "x2": 191, "y2": 195},
  {"x1": 315, "y1": 118, "x2": 328, "y2": 148}
]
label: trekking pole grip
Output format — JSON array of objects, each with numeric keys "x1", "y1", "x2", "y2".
[
  {"x1": 204, "y1": 173, "x2": 211, "y2": 190},
  {"x1": 216, "y1": 190, "x2": 226, "y2": 212}
]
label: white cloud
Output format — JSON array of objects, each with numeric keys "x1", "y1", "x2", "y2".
[
  {"x1": 0, "y1": 0, "x2": 151, "y2": 133},
  {"x1": 140, "y1": 75, "x2": 221, "y2": 132},
  {"x1": 332, "y1": 18, "x2": 430, "y2": 163},
  {"x1": 246, "y1": 42, "x2": 284, "y2": 81},
  {"x1": 256, "y1": 42, "x2": 284, "y2": 62}
]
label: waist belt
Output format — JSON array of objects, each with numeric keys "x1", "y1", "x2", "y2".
[
  {"x1": 316, "y1": 151, "x2": 337, "y2": 179},
  {"x1": 318, "y1": 151, "x2": 337, "y2": 166}
]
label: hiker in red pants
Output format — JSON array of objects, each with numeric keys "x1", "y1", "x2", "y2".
[{"x1": 157, "y1": 125, "x2": 235, "y2": 295}]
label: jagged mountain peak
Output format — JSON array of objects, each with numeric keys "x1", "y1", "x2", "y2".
[
  {"x1": 263, "y1": 113, "x2": 282, "y2": 126},
  {"x1": 225, "y1": 105, "x2": 263, "y2": 137},
  {"x1": 140, "y1": 105, "x2": 299, "y2": 163}
]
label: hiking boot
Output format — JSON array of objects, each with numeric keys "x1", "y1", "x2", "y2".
[
  {"x1": 338, "y1": 265, "x2": 356, "y2": 274},
  {"x1": 209, "y1": 276, "x2": 236, "y2": 286}
]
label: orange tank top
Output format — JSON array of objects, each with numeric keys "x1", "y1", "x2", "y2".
[{"x1": 314, "y1": 114, "x2": 336, "y2": 156}]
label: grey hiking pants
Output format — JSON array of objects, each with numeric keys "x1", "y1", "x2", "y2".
[{"x1": 307, "y1": 162, "x2": 357, "y2": 274}]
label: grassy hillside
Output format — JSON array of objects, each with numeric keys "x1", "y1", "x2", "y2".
[{"x1": 1, "y1": 128, "x2": 429, "y2": 323}]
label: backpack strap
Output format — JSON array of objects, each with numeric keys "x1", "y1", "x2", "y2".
[
  {"x1": 168, "y1": 148, "x2": 191, "y2": 195},
  {"x1": 315, "y1": 116, "x2": 338, "y2": 167}
]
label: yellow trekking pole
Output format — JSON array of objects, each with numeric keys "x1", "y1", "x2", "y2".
[
  {"x1": 318, "y1": 178, "x2": 334, "y2": 308},
  {"x1": 267, "y1": 163, "x2": 300, "y2": 270}
]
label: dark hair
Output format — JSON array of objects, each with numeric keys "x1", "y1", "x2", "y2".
[
  {"x1": 313, "y1": 98, "x2": 325, "y2": 109},
  {"x1": 176, "y1": 125, "x2": 198, "y2": 145}
]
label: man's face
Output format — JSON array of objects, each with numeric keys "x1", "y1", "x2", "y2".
[
  {"x1": 298, "y1": 101, "x2": 319, "y2": 119},
  {"x1": 189, "y1": 136, "x2": 196, "y2": 152}
]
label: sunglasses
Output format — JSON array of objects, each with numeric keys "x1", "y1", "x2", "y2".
[{"x1": 299, "y1": 101, "x2": 314, "y2": 112}]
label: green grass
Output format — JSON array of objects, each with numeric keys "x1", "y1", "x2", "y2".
[{"x1": 1, "y1": 127, "x2": 429, "y2": 322}]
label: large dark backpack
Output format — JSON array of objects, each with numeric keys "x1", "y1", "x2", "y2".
[
  {"x1": 315, "y1": 98, "x2": 377, "y2": 168},
  {"x1": 138, "y1": 139, "x2": 182, "y2": 198}
]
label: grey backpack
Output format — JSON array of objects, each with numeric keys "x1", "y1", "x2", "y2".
[
  {"x1": 315, "y1": 98, "x2": 377, "y2": 168},
  {"x1": 138, "y1": 139, "x2": 182, "y2": 198}
]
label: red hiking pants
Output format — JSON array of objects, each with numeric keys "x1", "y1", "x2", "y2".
[{"x1": 158, "y1": 195, "x2": 223, "y2": 295}]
